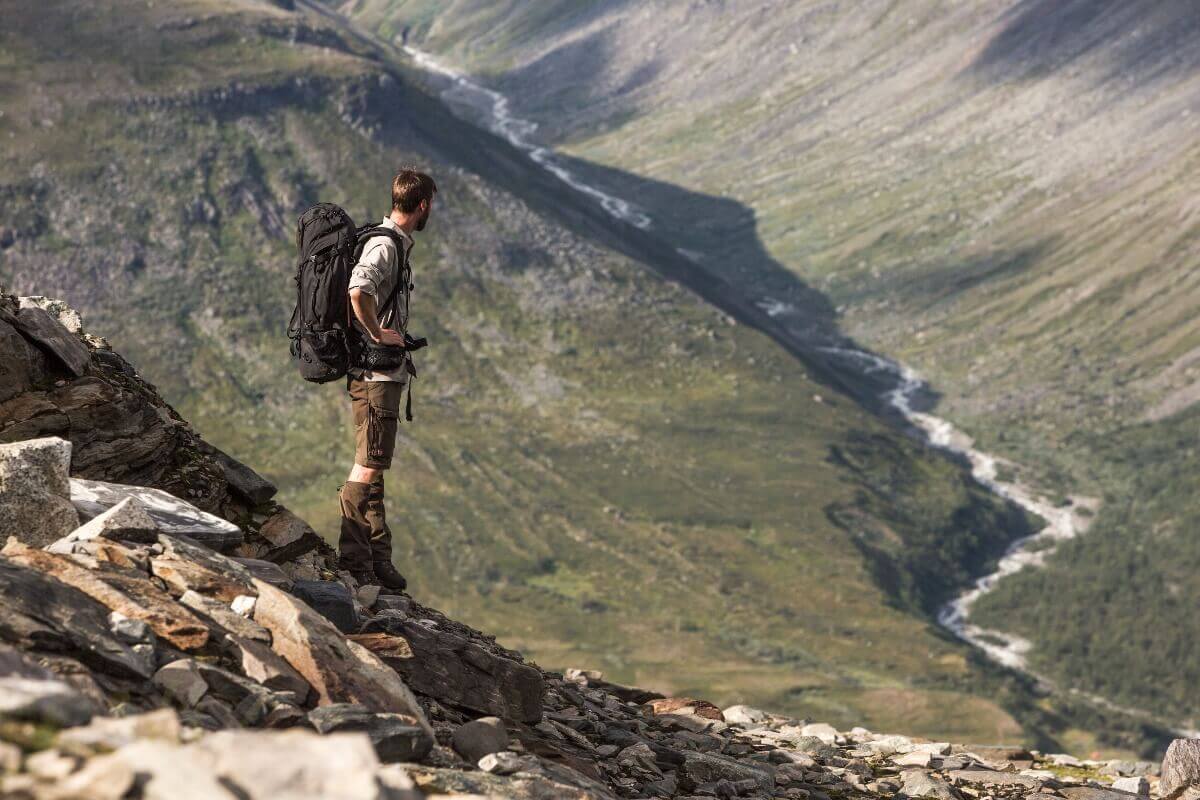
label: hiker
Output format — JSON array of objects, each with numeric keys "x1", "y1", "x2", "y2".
[{"x1": 337, "y1": 168, "x2": 437, "y2": 591}]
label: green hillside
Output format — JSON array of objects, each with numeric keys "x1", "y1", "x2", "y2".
[
  {"x1": 344, "y1": 0, "x2": 1200, "y2": 736},
  {"x1": 0, "y1": 0, "x2": 1043, "y2": 744}
]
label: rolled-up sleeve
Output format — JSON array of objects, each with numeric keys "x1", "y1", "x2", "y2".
[{"x1": 348, "y1": 240, "x2": 390, "y2": 297}]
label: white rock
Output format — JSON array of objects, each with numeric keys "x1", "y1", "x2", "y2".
[
  {"x1": 70, "y1": 478, "x2": 242, "y2": 550},
  {"x1": 893, "y1": 750, "x2": 934, "y2": 767},
  {"x1": 1113, "y1": 776, "x2": 1150, "y2": 795},
  {"x1": 109, "y1": 612, "x2": 154, "y2": 645},
  {"x1": 723, "y1": 704, "x2": 770, "y2": 726},
  {"x1": 799, "y1": 722, "x2": 839, "y2": 744},
  {"x1": 478, "y1": 751, "x2": 527, "y2": 775},
  {"x1": 1051, "y1": 753, "x2": 1083, "y2": 767},
  {"x1": 231, "y1": 595, "x2": 257, "y2": 617},
  {"x1": 0, "y1": 437, "x2": 79, "y2": 548}
]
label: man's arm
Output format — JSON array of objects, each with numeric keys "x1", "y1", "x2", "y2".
[{"x1": 349, "y1": 288, "x2": 404, "y2": 346}]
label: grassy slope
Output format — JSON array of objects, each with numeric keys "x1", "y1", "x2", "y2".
[
  {"x1": 354, "y1": 0, "x2": 1200, "y2": 736},
  {"x1": 0, "y1": 0, "x2": 1064, "y2": 744}
]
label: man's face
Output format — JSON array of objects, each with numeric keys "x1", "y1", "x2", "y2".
[{"x1": 414, "y1": 198, "x2": 433, "y2": 231}]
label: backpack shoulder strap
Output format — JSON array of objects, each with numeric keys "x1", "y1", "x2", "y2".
[{"x1": 352, "y1": 226, "x2": 410, "y2": 324}]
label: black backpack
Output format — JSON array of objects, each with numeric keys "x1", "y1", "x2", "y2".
[{"x1": 287, "y1": 203, "x2": 408, "y2": 383}]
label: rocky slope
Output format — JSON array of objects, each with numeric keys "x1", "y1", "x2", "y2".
[
  {"x1": 346, "y1": 0, "x2": 1200, "y2": 739},
  {"x1": 0, "y1": 0, "x2": 1056, "y2": 744},
  {"x1": 0, "y1": 290, "x2": 1189, "y2": 800}
]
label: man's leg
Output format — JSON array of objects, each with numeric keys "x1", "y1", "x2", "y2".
[{"x1": 338, "y1": 377, "x2": 405, "y2": 589}]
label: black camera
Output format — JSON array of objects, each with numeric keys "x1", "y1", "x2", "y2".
[{"x1": 404, "y1": 333, "x2": 428, "y2": 351}]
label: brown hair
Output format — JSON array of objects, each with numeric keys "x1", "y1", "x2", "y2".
[{"x1": 391, "y1": 168, "x2": 437, "y2": 214}]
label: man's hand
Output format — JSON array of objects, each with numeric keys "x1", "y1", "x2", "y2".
[{"x1": 376, "y1": 328, "x2": 405, "y2": 347}]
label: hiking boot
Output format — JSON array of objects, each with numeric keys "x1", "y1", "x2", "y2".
[
  {"x1": 372, "y1": 559, "x2": 407, "y2": 593},
  {"x1": 337, "y1": 556, "x2": 377, "y2": 587}
]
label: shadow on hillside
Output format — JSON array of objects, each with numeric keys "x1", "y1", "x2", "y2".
[
  {"x1": 972, "y1": 0, "x2": 1200, "y2": 82},
  {"x1": 374, "y1": 66, "x2": 944, "y2": 419}
]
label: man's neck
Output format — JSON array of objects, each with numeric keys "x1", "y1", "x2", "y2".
[{"x1": 388, "y1": 209, "x2": 418, "y2": 235}]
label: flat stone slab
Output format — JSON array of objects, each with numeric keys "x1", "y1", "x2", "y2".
[
  {"x1": 208, "y1": 446, "x2": 276, "y2": 506},
  {"x1": 71, "y1": 478, "x2": 243, "y2": 551},
  {"x1": 291, "y1": 580, "x2": 357, "y2": 634},
  {"x1": 949, "y1": 768, "x2": 1044, "y2": 788}
]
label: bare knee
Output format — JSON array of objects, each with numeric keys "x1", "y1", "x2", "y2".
[{"x1": 349, "y1": 464, "x2": 383, "y2": 484}]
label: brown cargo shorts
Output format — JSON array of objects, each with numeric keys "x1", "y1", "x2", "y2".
[{"x1": 348, "y1": 376, "x2": 404, "y2": 470}]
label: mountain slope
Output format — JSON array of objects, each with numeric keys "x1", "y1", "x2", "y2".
[
  {"x1": 0, "y1": 0, "x2": 1102, "y2": 746},
  {"x1": 346, "y1": 0, "x2": 1200, "y2": 738}
]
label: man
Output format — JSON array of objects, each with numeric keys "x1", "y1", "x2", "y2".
[{"x1": 338, "y1": 168, "x2": 436, "y2": 591}]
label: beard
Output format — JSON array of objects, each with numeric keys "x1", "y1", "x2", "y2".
[{"x1": 415, "y1": 207, "x2": 431, "y2": 231}]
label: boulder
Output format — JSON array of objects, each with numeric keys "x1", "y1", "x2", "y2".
[
  {"x1": 208, "y1": 446, "x2": 276, "y2": 506},
  {"x1": 71, "y1": 478, "x2": 243, "y2": 551},
  {"x1": 0, "y1": 645, "x2": 99, "y2": 726},
  {"x1": 232, "y1": 558, "x2": 294, "y2": 591},
  {"x1": 2, "y1": 540, "x2": 210, "y2": 651},
  {"x1": 676, "y1": 751, "x2": 774, "y2": 794},
  {"x1": 308, "y1": 703, "x2": 431, "y2": 762},
  {"x1": 1162, "y1": 740, "x2": 1200, "y2": 800},
  {"x1": 248, "y1": 578, "x2": 432, "y2": 750},
  {"x1": 153, "y1": 659, "x2": 208, "y2": 708},
  {"x1": 152, "y1": 536, "x2": 256, "y2": 602},
  {"x1": 0, "y1": 437, "x2": 79, "y2": 547},
  {"x1": 191, "y1": 661, "x2": 305, "y2": 728},
  {"x1": 257, "y1": 508, "x2": 322, "y2": 562},
  {"x1": 722, "y1": 704, "x2": 769, "y2": 726},
  {"x1": 291, "y1": 580, "x2": 357, "y2": 633},
  {"x1": 355, "y1": 615, "x2": 543, "y2": 723},
  {"x1": 225, "y1": 635, "x2": 312, "y2": 702},
  {"x1": 57, "y1": 496, "x2": 159, "y2": 547},
  {"x1": 799, "y1": 722, "x2": 839, "y2": 743},
  {"x1": 644, "y1": 697, "x2": 724, "y2": 721},
  {"x1": 1112, "y1": 776, "x2": 1150, "y2": 796},
  {"x1": 452, "y1": 717, "x2": 509, "y2": 763},
  {"x1": 0, "y1": 556, "x2": 151, "y2": 679},
  {"x1": 901, "y1": 768, "x2": 957, "y2": 799},
  {"x1": 0, "y1": 317, "x2": 34, "y2": 403},
  {"x1": 13, "y1": 305, "x2": 91, "y2": 376}
]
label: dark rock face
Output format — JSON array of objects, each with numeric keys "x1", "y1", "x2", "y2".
[
  {"x1": 308, "y1": 703, "x2": 431, "y2": 763},
  {"x1": 356, "y1": 614, "x2": 544, "y2": 724},
  {"x1": 290, "y1": 580, "x2": 358, "y2": 634}
]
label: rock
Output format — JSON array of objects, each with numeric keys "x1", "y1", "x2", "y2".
[
  {"x1": 226, "y1": 635, "x2": 312, "y2": 701},
  {"x1": 1061, "y1": 788, "x2": 1144, "y2": 800},
  {"x1": 57, "y1": 708, "x2": 182, "y2": 755},
  {"x1": 308, "y1": 703, "x2": 432, "y2": 762},
  {"x1": 676, "y1": 751, "x2": 774, "y2": 794},
  {"x1": 25, "y1": 748, "x2": 81, "y2": 780},
  {"x1": 291, "y1": 580, "x2": 357, "y2": 633},
  {"x1": 357, "y1": 583, "x2": 381, "y2": 609},
  {"x1": 948, "y1": 768, "x2": 1043, "y2": 788},
  {"x1": 208, "y1": 446, "x2": 276, "y2": 506},
  {"x1": 0, "y1": 675, "x2": 97, "y2": 728},
  {"x1": 478, "y1": 751, "x2": 528, "y2": 775},
  {"x1": 800, "y1": 722, "x2": 839, "y2": 743},
  {"x1": 13, "y1": 305, "x2": 91, "y2": 376},
  {"x1": 1112, "y1": 776, "x2": 1151, "y2": 796},
  {"x1": 191, "y1": 661, "x2": 304, "y2": 727},
  {"x1": 0, "y1": 556, "x2": 151, "y2": 679},
  {"x1": 179, "y1": 590, "x2": 272, "y2": 643},
  {"x1": 71, "y1": 478, "x2": 243, "y2": 551},
  {"x1": 894, "y1": 750, "x2": 936, "y2": 768},
  {"x1": 60, "y1": 497, "x2": 160, "y2": 548},
  {"x1": 645, "y1": 696, "x2": 724, "y2": 720},
  {"x1": 196, "y1": 729, "x2": 387, "y2": 799},
  {"x1": 249, "y1": 578, "x2": 432, "y2": 745},
  {"x1": 0, "y1": 318, "x2": 35, "y2": 404},
  {"x1": 233, "y1": 558, "x2": 294, "y2": 591},
  {"x1": 38, "y1": 750, "x2": 135, "y2": 800},
  {"x1": 257, "y1": 508, "x2": 321, "y2": 562},
  {"x1": 94, "y1": 739, "x2": 240, "y2": 799},
  {"x1": 356, "y1": 615, "x2": 543, "y2": 723},
  {"x1": 152, "y1": 542, "x2": 256, "y2": 603},
  {"x1": 153, "y1": 659, "x2": 208, "y2": 708},
  {"x1": 1053, "y1": 753, "x2": 1084, "y2": 767},
  {"x1": 452, "y1": 717, "x2": 509, "y2": 762},
  {"x1": 722, "y1": 704, "x2": 769, "y2": 726},
  {"x1": 901, "y1": 768, "x2": 957, "y2": 799},
  {"x1": 0, "y1": 437, "x2": 79, "y2": 548},
  {"x1": 231, "y1": 594, "x2": 257, "y2": 617},
  {"x1": 108, "y1": 612, "x2": 153, "y2": 645},
  {"x1": 2, "y1": 540, "x2": 210, "y2": 651},
  {"x1": 18, "y1": 296, "x2": 84, "y2": 334}
]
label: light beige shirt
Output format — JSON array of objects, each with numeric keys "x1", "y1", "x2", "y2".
[{"x1": 348, "y1": 218, "x2": 414, "y2": 383}]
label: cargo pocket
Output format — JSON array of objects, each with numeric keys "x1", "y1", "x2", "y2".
[{"x1": 366, "y1": 401, "x2": 400, "y2": 462}]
